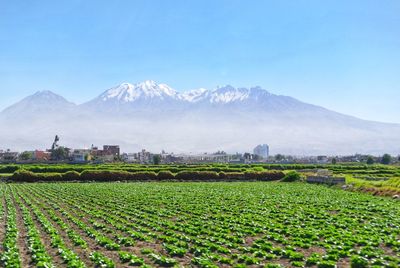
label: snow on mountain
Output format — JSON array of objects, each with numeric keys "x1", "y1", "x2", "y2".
[
  {"x1": 179, "y1": 88, "x2": 208, "y2": 102},
  {"x1": 209, "y1": 85, "x2": 252, "y2": 103},
  {"x1": 91, "y1": 82, "x2": 278, "y2": 105},
  {"x1": 100, "y1": 80, "x2": 178, "y2": 102},
  {"x1": 86, "y1": 81, "x2": 289, "y2": 107},
  {"x1": 178, "y1": 85, "x2": 272, "y2": 104},
  {"x1": 82, "y1": 80, "x2": 183, "y2": 113}
]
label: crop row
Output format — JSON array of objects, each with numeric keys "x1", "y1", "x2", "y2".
[{"x1": 0, "y1": 187, "x2": 21, "y2": 267}]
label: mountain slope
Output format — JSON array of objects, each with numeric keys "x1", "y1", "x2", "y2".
[
  {"x1": 1, "y1": 90, "x2": 76, "y2": 118},
  {"x1": 0, "y1": 81, "x2": 399, "y2": 155}
]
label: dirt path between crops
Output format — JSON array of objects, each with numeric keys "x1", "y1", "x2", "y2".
[
  {"x1": 10, "y1": 189, "x2": 34, "y2": 267},
  {"x1": 22, "y1": 187, "x2": 131, "y2": 267},
  {"x1": 0, "y1": 194, "x2": 7, "y2": 254},
  {"x1": 51, "y1": 190, "x2": 198, "y2": 266},
  {"x1": 49, "y1": 195, "x2": 161, "y2": 267},
  {"x1": 33, "y1": 186, "x2": 198, "y2": 267},
  {"x1": 12, "y1": 189, "x2": 68, "y2": 267},
  {"x1": 15, "y1": 189, "x2": 95, "y2": 268}
]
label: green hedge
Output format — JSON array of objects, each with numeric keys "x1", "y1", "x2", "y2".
[
  {"x1": 9, "y1": 170, "x2": 285, "y2": 182},
  {"x1": 11, "y1": 170, "x2": 63, "y2": 182}
]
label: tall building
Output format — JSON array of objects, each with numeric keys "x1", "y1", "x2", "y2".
[
  {"x1": 102, "y1": 145, "x2": 120, "y2": 157},
  {"x1": 253, "y1": 144, "x2": 269, "y2": 158}
]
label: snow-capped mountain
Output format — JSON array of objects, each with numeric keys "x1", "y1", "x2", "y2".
[
  {"x1": 1, "y1": 81, "x2": 400, "y2": 155},
  {"x1": 82, "y1": 81, "x2": 322, "y2": 115},
  {"x1": 82, "y1": 80, "x2": 182, "y2": 113},
  {"x1": 100, "y1": 80, "x2": 178, "y2": 102}
]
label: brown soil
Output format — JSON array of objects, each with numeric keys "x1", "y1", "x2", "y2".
[
  {"x1": 23, "y1": 187, "x2": 158, "y2": 267},
  {"x1": 29, "y1": 186, "x2": 198, "y2": 266},
  {"x1": 10, "y1": 190, "x2": 37, "y2": 267},
  {"x1": 16, "y1": 190, "x2": 95, "y2": 268},
  {"x1": 0, "y1": 194, "x2": 7, "y2": 254}
]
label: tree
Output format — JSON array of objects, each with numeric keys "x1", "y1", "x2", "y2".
[
  {"x1": 153, "y1": 154, "x2": 161, "y2": 165},
  {"x1": 381, "y1": 154, "x2": 392, "y2": 165},
  {"x1": 331, "y1": 158, "x2": 337, "y2": 165},
  {"x1": 19, "y1": 151, "x2": 33, "y2": 161},
  {"x1": 51, "y1": 146, "x2": 70, "y2": 161},
  {"x1": 275, "y1": 154, "x2": 284, "y2": 161},
  {"x1": 366, "y1": 156, "x2": 374, "y2": 165},
  {"x1": 243, "y1": 153, "x2": 252, "y2": 160}
]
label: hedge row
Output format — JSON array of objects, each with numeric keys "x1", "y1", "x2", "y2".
[
  {"x1": 9, "y1": 170, "x2": 285, "y2": 182},
  {"x1": 2, "y1": 163, "x2": 397, "y2": 175}
]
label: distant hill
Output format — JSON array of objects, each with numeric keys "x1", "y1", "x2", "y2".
[{"x1": 1, "y1": 80, "x2": 399, "y2": 155}]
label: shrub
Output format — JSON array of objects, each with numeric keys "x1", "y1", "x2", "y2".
[
  {"x1": 80, "y1": 170, "x2": 123, "y2": 181},
  {"x1": 219, "y1": 172, "x2": 245, "y2": 180},
  {"x1": 10, "y1": 170, "x2": 36, "y2": 182},
  {"x1": 10, "y1": 170, "x2": 65, "y2": 182},
  {"x1": 80, "y1": 170, "x2": 157, "y2": 181},
  {"x1": 157, "y1": 171, "x2": 176, "y2": 180},
  {"x1": 244, "y1": 171, "x2": 285, "y2": 181},
  {"x1": 282, "y1": 171, "x2": 301, "y2": 182},
  {"x1": 0, "y1": 165, "x2": 20, "y2": 173},
  {"x1": 62, "y1": 171, "x2": 81, "y2": 181},
  {"x1": 129, "y1": 172, "x2": 157, "y2": 181},
  {"x1": 175, "y1": 171, "x2": 220, "y2": 181}
]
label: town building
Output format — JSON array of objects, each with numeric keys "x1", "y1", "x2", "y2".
[
  {"x1": 71, "y1": 149, "x2": 92, "y2": 163},
  {"x1": 121, "y1": 153, "x2": 138, "y2": 163},
  {"x1": 0, "y1": 150, "x2": 18, "y2": 162},
  {"x1": 34, "y1": 150, "x2": 51, "y2": 161},
  {"x1": 90, "y1": 145, "x2": 121, "y2": 162},
  {"x1": 138, "y1": 149, "x2": 152, "y2": 164},
  {"x1": 103, "y1": 145, "x2": 120, "y2": 157},
  {"x1": 253, "y1": 144, "x2": 270, "y2": 158}
]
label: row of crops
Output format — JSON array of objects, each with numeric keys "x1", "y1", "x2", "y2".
[{"x1": 0, "y1": 182, "x2": 399, "y2": 267}]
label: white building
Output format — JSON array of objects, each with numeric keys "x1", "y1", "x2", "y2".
[
  {"x1": 253, "y1": 144, "x2": 270, "y2": 158},
  {"x1": 71, "y1": 149, "x2": 91, "y2": 162}
]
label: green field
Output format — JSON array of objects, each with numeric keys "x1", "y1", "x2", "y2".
[{"x1": 0, "y1": 182, "x2": 399, "y2": 267}]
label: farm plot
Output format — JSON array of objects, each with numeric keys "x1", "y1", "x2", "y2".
[{"x1": 0, "y1": 182, "x2": 399, "y2": 268}]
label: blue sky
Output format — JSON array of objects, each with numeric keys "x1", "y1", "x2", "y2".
[{"x1": 0, "y1": 0, "x2": 399, "y2": 123}]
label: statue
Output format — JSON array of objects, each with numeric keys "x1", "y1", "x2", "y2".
[{"x1": 51, "y1": 135, "x2": 60, "y2": 151}]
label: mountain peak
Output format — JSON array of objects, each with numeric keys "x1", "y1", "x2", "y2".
[
  {"x1": 28, "y1": 90, "x2": 73, "y2": 103},
  {"x1": 99, "y1": 80, "x2": 178, "y2": 103},
  {"x1": 137, "y1": 80, "x2": 157, "y2": 88},
  {"x1": 33, "y1": 90, "x2": 59, "y2": 97},
  {"x1": 1, "y1": 89, "x2": 75, "y2": 115}
]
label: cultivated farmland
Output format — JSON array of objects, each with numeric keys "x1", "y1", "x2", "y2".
[{"x1": 0, "y1": 182, "x2": 399, "y2": 268}]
